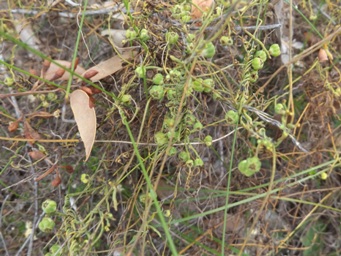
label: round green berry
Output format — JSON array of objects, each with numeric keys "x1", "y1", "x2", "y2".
[
  {"x1": 251, "y1": 57, "x2": 264, "y2": 70},
  {"x1": 149, "y1": 85, "x2": 165, "y2": 100},
  {"x1": 38, "y1": 217, "x2": 55, "y2": 233},
  {"x1": 201, "y1": 42, "x2": 216, "y2": 58},
  {"x1": 254, "y1": 50, "x2": 267, "y2": 62},
  {"x1": 269, "y1": 44, "x2": 281, "y2": 57},
  {"x1": 155, "y1": 132, "x2": 168, "y2": 146},
  {"x1": 42, "y1": 199, "x2": 57, "y2": 214},
  {"x1": 238, "y1": 157, "x2": 261, "y2": 177}
]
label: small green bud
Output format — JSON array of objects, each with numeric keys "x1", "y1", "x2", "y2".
[
  {"x1": 320, "y1": 172, "x2": 328, "y2": 180},
  {"x1": 194, "y1": 158, "x2": 204, "y2": 167},
  {"x1": 4, "y1": 77, "x2": 14, "y2": 86},
  {"x1": 204, "y1": 135, "x2": 213, "y2": 146},
  {"x1": 50, "y1": 244, "x2": 61, "y2": 256},
  {"x1": 152, "y1": 73, "x2": 164, "y2": 85},
  {"x1": 225, "y1": 110, "x2": 239, "y2": 124},
  {"x1": 150, "y1": 85, "x2": 165, "y2": 100},
  {"x1": 249, "y1": 70, "x2": 259, "y2": 83},
  {"x1": 47, "y1": 92, "x2": 57, "y2": 101},
  {"x1": 193, "y1": 121, "x2": 203, "y2": 131},
  {"x1": 168, "y1": 147, "x2": 177, "y2": 156},
  {"x1": 203, "y1": 78, "x2": 214, "y2": 93},
  {"x1": 165, "y1": 31, "x2": 179, "y2": 45},
  {"x1": 269, "y1": 44, "x2": 281, "y2": 57},
  {"x1": 184, "y1": 113, "x2": 196, "y2": 126},
  {"x1": 155, "y1": 132, "x2": 168, "y2": 146},
  {"x1": 120, "y1": 94, "x2": 132, "y2": 104},
  {"x1": 42, "y1": 101, "x2": 49, "y2": 108},
  {"x1": 166, "y1": 89, "x2": 177, "y2": 101},
  {"x1": 238, "y1": 157, "x2": 261, "y2": 177},
  {"x1": 254, "y1": 50, "x2": 267, "y2": 63},
  {"x1": 251, "y1": 57, "x2": 264, "y2": 70},
  {"x1": 187, "y1": 34, "x2": 195, "y2": 43},
  {"x1": 81, "y1": 174, "x2": 89, "y2": 184},
  {"x1": 201, "y1": 42, "x2": 216, "y2": 58},
  {"x1": 179, "y1": 151, "x2": 190, "y2": 162},
  {"x1": 192, "y1": 79, "x2": 204, "y2": 92},
  {"x1": 38, "y1": 217, "x2": 55, "y2": 233},
  {"x1": 126, "y1": 29, "x2": 137, "y2": 40},
  {"x1": 275, "y1": 103, "x2": 285, "y2": 114},
  {"x1": 135, "y1": 66, "x2": 146, "y2": 78},
  {"x1": 42, "y1": 199, "x2": 57, "y2": 214},
  {"x1": 163, "y1": 116, "x2": 175, "y2": 129},
  {"x1": 139, "y1": 29, "x2": 150, "y2": 42},
  {"x1": 181, "y1": 15, "x2": 191, "y2": 23},
  {"x1": 220, "y1": 36, "x2": 233, "y2": 46}
]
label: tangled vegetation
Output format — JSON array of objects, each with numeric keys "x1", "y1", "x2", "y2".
[{"x1": 0, "y1": 0, "x2": 341, "y2": 255}]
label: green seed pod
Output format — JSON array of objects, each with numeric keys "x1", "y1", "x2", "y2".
[
  {"x1": 201, "y1": 42, "x2": 216, "y2": 58},
  {"x1": 165, "y1": 31, "x2": 179, "y2": 45},
  {"x1": 184, "y1": 113, "x2": 196, "y2": 126},
  {"x1": 81, "y1": 174, "x2": 89, "y2": 184},
  {"x1": 251, "y1": 57, "x2": 264, "y2": 70},
  {"x1": 42, "y1": 199, "x2": 57, "y2": 214},
  {"x1": 152, "y1": 73, "x2": 164, "y2": 85},
  {"x1": 181, "y1": 14, "x2": 191, "y2": 23},
  {"x1": 238, "y1": 157, "x2": 261, "y2": 177},
  {"x1": 135, "y1": 66, "x2": 146, "y2": 78},
  {"x1": 163, "y1": 116, "x2": 175, "y2": 129},
  {"x1": 167, "y1": 147, "x2": 177, "y2": 156},
  {"x1": 193, "y1": 121, "x2": 203, "y2": 131},
  {"x1": 220, "y1": 36, "x2": 233, "y2": 46},
  {"x1": 225, "y1": 110, "x2": 239, "y2": 124},
  {"x1": 254, "y1": 50, "x2": 267, "y2": 62},
  {"x1": 50, "y1": 244, "x2": 62, "y2": 256},
  {"x1": 150, "y1": 85, "x2": 165, "y2": 100},
  {"x1": 155, "y1": 132, "x2": 168, "y2": 146},
  {"x1": 192, "y1": 79, "x2": 204, "y2": 92},
  {"x1": 166, "y1": 89, "x2": 177, "y2": 101},
  {"x1": 38, "y1": 217, "x2": 55, "y2": 233},
  {"x1": 194, "y1": 158, "x2": 204, "y2": 167},
  {"x1": 126, "y1": 29, "x2": 137, "y2": 40},
  {"x1": 204, "y1": 135, "x2": 213, "y2": 146},
  {"x1": 274, "y1": 103, "x2": 285, "y2": 115},
  {"x1": 139, "y1": 29, "x2": 150, "y2": 42},
  {"x1": 120, "y1": 94, "x2": 132, "y2": 104},
  {"x1": 179, "y1": 151, "x2": 190, "y2": 162},
  {"x1": 4, "y1": 77, "x2": 14, "y2": 86},
  {"x1": 187, "y1": 33, "x2": 195, "y2": 43},
  {"x1": 203, "y1": 78, "x2": 214, "y2": 93},
  {"x1": 269, "y1": 44, "x2": 281, "y2": 57},
  {"x1": 249, "y1": 70, "x2": 259, "y2": 83}
]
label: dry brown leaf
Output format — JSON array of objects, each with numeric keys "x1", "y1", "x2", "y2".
[
  {"x1": 70, "y1": 89, "x2": 97, "y2": 161},
  {"x1": 24, "y1": 120, "x2": 41, "y2": 144},
  {"x1": 191, "y1": 0, "x2": 214, "y2": 19},
  {"x1": 8, "y1": 120, "x2": 20, "y2": 132},
  {"x1": 84, "y1": 51, "x2": 134, "y2": 82},
  {"x1": 43, "y1": 60, "x2": 85, "y2": 81},
  {"x1": 29, "y1": 150, "x2": 46, "y2": 160}
]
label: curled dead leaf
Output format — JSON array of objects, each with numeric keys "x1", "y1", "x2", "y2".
[
  {"x1": 51, "y1": 174, "x2": 62, "y2": 187},
  {"x1": 43, "y1": 59, "x2": 85, "y2": 81},
  {"x1": 318, "y1": 48, "x2": 328, "y2": 62},
  {"x1": 70, "y1": 89, "x2": 97, "y2": 161}
]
